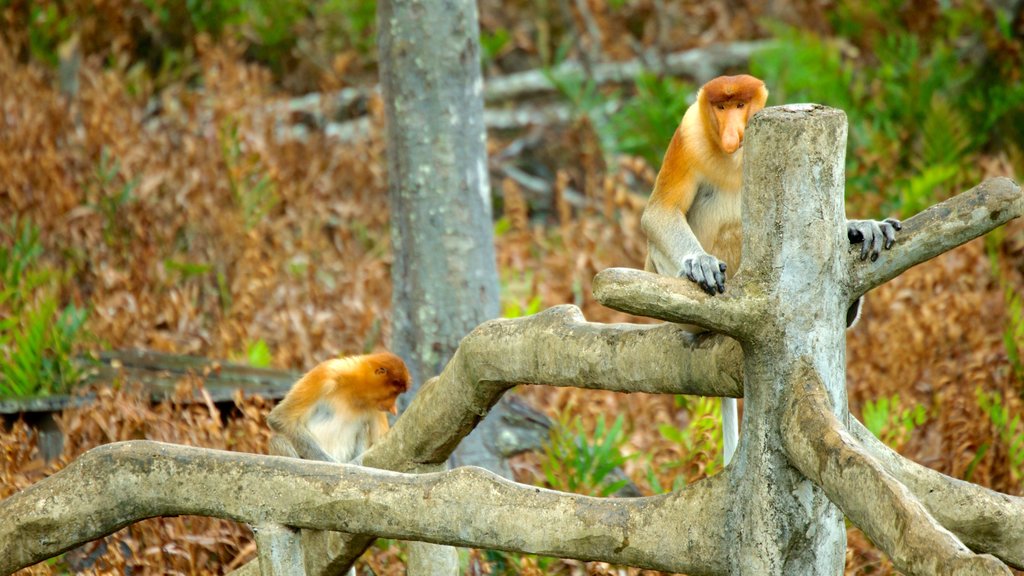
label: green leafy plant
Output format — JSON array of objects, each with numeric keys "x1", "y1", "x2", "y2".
[
  {"x1": 546, "y1": 69, "x2": 621, "y2": 155},
  {"x1": 1004, "y1": 286, "x2": 1024, "y2": 385},
  {"x1": 751, "y1": 3, "x2": 1023, "y2": 215},
  {"x1": 656, "y1": 395, "x2": 723, "y2": 483},
  {"x1": 480, "y1": 27, "x2": 511, "y2": 65},
  {"x1": 314, "y1": 0, "x2": 378, "y2": 56},
  {"x1": 220, "y1": 119, "x2": 279, "y2": 231},
  {"x1": 609, "y1": 73, "x2": 693, "y2": 166},
  {"x1": 87, "y1": 148, "x2": 139, "y2": 245},
  {"x1": 542, "y1": 412, "x2": 633, "y2": 497},
  {"x1": 861, "y1": 393, "x2": 927, "y2": 449},
  {"x1": 0, "y1": 218, "x2": 90, "y2": 397},
  {"x1": 974, "y1": 390, "x2": 1024, "y2": 486},
  {"x1": 231, "y1": 339, "x2": 272, "y2": 368},
  {"x1": 985, "y1": 229, "x2": 1024, "y2": 387}
]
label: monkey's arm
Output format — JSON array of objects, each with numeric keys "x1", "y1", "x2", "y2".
[
  {"x1": 844, "y1": 217, "x2": 902, "y2": 327},
  {"x1": 847, "y1": 218, "x2": 902, "y2": 261},
  {"x1": 267, "y1": 408, "x2": 337, "y2": 463},
  {"x1": 642, "y1": 180, "x2": 727, "y2": 295}
]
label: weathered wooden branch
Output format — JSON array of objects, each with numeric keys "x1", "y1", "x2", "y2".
[
  {"x1": 848, "y1": 176, "x2": 1023, "y2": 300},
  {"x1": 373, "y1": 305, "x2": 741, "y2": 471},
  {"x1": 781, "y1": 361, "x2": 1011, "y2": 576},
  {"x1": 0, "y1": 441, "x2": 730, "y2": 576},
  {"x1": 252, "y1": 524, "x2": 304, "y2": 576},
  {"x1": 849, "y1": 418, "x2": 1024, "y2": 569},
  {"x1": 592, "y1": 269, "x2": 764, "y2": 339}
]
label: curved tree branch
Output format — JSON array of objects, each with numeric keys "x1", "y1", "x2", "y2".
[
  {"x1": 369, "y1": 304, "x2": 742, "y2": 473},
  {"x1": 592, "y1": 268, "x2": 763, "y2": 339},
  {"x1": 780, "y1": 360, "x2": 1011, "y2": 576},
  {"x1": 0, "y1": 441, "x2": 730, "y2": 576},
  {"x1": 849, "y1": 177, "x2": 1022, "y2": 300},
  {"x1": 849, "y1": 418, "x2": 1024, "y2": 569},
  {"x1": 242, "y1": 304, "x2": 744, "y2": 576}
]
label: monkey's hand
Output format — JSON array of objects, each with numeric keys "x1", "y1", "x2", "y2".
[
  {"x1": 680, "y1": 253, "x2": 727, "y2": 295},
  {"x1": 847, "y1": 218, "x2": 901, "y2": 261}
]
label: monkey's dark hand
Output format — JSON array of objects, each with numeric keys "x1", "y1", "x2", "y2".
[
  {"x1": 680, "y1": 254, "x2": 727, "y2": 295},
  {"x1": 847, "y1": 218, "x2": 901, "y2": 261}
]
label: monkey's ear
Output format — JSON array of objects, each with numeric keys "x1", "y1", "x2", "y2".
[{"x1": 375, "y1": 367, "x2": 387, "y2": 375}]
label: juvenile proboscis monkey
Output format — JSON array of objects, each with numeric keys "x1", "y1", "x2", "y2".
[
  {"x1": 642, "y1": 74, "x2": 901, "y2": 465},
  {"x1": 265, "y1": 352, "x2": 410, "y2": 575},
  {"x1": 268, "y1": 352, "x2": 410, "y2": 463}
]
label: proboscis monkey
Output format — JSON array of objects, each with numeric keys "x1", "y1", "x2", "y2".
[
  {"x1": 268, "y1": 352, "x2": 410, "y2": 463},
  {"x1": 641, "y1": 75, "x2": 901, "y2": 464},
  {"x1": 265, "y1": 352, "x2": 410, "y2": 575}
]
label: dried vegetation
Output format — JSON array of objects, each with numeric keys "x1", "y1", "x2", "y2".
[{"x1": 1, "y1": 1, "x2": 1022, "y2": 574}]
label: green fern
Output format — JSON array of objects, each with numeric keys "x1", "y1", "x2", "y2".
[
  {"x1": 899, "y1": 164, "x2": 959, "y2": 216},
  {"x1": 919, "y1": 96, "x2": 975, "y2": 168}
]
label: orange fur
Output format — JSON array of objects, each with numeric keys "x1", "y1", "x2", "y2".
[
  {"x1": 642, "y1": 74, "x2": 768, "y2": 280},
  {"x1": 267, "y1": 352, "x2": 410, "y2": 462}
]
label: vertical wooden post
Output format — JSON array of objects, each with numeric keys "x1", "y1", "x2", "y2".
[
  {"x1": 253, "y1": 523, "x2": 306, "y2": 576},
  {"x1": 726, "y1": 105, "x2": 850, "y2": 574}
]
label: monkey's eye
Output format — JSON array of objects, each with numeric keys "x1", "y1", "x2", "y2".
[
  {"x1": 717, "y1": 104, "x2": 725, "y2": 111},
  {"x1": 737, "y1": 103, "x2": 745, "y2": 109}
]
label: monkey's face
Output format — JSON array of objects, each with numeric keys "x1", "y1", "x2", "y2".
[
  {"x1": 371, "y1": 354, "x2": 411, "y2": 414},
  {"x1": 700, "y1": 75, "x2": 768, "y2": 155},
  {"x1": 711, "y1": 103, "x2": 750, "y2": 154}
]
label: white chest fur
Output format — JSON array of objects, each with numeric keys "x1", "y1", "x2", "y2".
[{"x1": 308, "y1": 403, "x2": 374, "y2": 463}]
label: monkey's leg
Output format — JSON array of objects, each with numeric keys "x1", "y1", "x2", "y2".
[{"x1": 722, "y1": 398, "x2": 739, "y2": 465}]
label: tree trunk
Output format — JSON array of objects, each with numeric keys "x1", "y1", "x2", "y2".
[{"x1": 378, "y1": 0, "x2": 499, "y2": 571}]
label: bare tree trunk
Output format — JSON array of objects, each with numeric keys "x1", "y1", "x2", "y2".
[{"x1": 378, "y1": 0, "x2": 499, "y2": 571}]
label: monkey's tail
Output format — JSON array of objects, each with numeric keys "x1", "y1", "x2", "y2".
[{"x1": 722, "y1": 397, "x2": 739, "y2": 465}]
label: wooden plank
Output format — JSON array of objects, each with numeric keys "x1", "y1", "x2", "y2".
[{"x1": 0, "y1": 351, "x2": 301, "y2": 414}]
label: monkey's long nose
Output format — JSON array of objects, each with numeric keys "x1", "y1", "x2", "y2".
[
  {"x1": 389, "y1": 404, "x2": 399, "y2": 415},
  {"x1": 721, "y1": 129, "x2": 742, "y2": 154}
]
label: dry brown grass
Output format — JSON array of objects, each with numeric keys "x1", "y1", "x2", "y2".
[{"x1": 2, "y1": 10, "x2": 1023, "y2": 575}]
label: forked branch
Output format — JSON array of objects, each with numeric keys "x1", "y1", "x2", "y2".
[
  {"x1": 0, "y1": 441, "x2": 730, "y2": 576},
  {"x1": 592, "y1": 268, "x2": 764, "y2": 339},
  {"x1": 366, "y1": 304, "x2": 743, "y2": 473},
  {"x1": 849, "y1": 177, "x2": 1022, "y2": 300},
  {"x1": 780, "y1": 360, "x2": 1011, "y2": 576},
  {"x1": 849, "y1": 418, "x2": 1024, "y2": 569}
]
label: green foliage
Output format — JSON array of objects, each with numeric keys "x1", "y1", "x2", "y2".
[
  {"x1": 5, "y1": 0, "x2": 380, "y2": 80},
  {"x1": 655, "y1": 395, "x2": 723, "y2": 483},
  {"x1": 0, "y1": 218, "x2": 89, "y2": 397},
  {"x1": 550, "y1": 69, "x2": 694, "y2": 168},
  {"x1": 231, "y1": 339, "x2": 272, "y2": 368},
  {"x1": 23, "y1": 3, "x2": 71, "y2": 66},
  {"x1": 220, "y1": 119, "x2": 279, "y2": 231},
  {"x1": 500, "y1": 269, "x2": 542, "y2": 318},
  {"x1": 609, "y1": 73, "x2": 693, "y2": 166},
  {"x1": 88, "y1": 148, "x2": 140, "y2": 245},
  {"x1": 546, "y1": 70, "x2": 619, "y2": 155},
  {"x1": 163, "y1": 258, "x2": 213, "y2": 279},
  {"x1": 502, "y1": 294, "x2": 542, "y2": 319},
  {"x1": 480, "y1": 27, "x2": 511, "y2": 64},
  {"x1": 975, "y1": 389, "x2": 1024, "y2": 486},
  {"x1": 542, "y1": 413, "x2": 634, "y2": 497},
  {"x1": 897, "y1": 164, "x2": 959, "y2": 217},
  {"x1": 750, "y1": 2, "x2": 1024, "y2": 215},
  {"x1": 1005, "y1": 286, "x2": 1024, "y2": 385},
  {"x1": 861, "y1": 394, "x2": 927, "y2": 449},
  {"x1": 985, "y1": 230, "x2": 1024, "y2": 387},
  {"x1": 315, "y1": 0, "x2": 378, "y2": 56}
]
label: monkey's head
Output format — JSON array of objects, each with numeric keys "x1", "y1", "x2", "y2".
[
  {"x1": 699, "y1": 75, "x2": 768, "y2": 155},
  {"x1": 366, "y1": 352, "x2": 411, "y2": 415}
]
